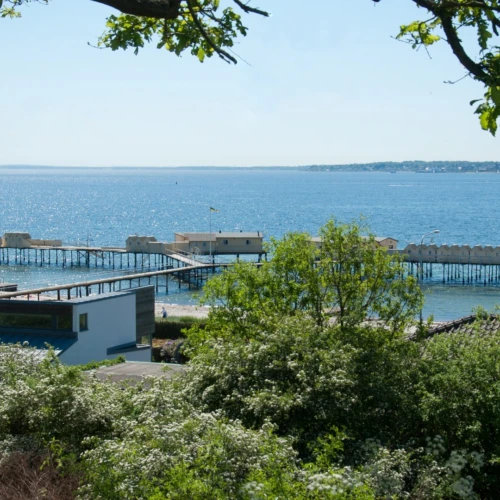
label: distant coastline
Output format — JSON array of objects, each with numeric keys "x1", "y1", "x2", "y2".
[{"x1": 1, "y1": 161, "x2": 499, "y2": 173}]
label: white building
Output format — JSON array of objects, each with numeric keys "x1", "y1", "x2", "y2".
[{"x1": 0, "y1": 286, "x2": 153, "y2": 365}]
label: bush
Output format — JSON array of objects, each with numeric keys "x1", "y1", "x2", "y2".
[
  {"x1": 0, "y1": 451, "x2": 81, "y2": 500},
  {"x1": 154, "y1": 317, "x2": 206, "y2": 340},
  {"x1": 185, "y1": 315, "x2": 357, "y2": 452},
  {"x1": 159, "y1": 338, "x2": 186, "y2": 363}
]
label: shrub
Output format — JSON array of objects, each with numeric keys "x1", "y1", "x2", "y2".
[{"x1": 154, "y1": 317, "x2": 206, "y2": 340}]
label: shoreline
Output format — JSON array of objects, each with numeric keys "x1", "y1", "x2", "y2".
[{"x1": 155, "y1": 302, "x2": 210, "y2": 319}]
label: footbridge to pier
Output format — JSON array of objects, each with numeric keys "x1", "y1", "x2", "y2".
[{"x1": 0, "y1": 263, "x2": 232, "y2": 302}]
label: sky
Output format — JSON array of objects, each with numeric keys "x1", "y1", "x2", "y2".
[{"x1": 1, "y1": 0, "x2": 498, "y2": 167}]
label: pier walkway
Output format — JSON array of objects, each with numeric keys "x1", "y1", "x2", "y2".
[{"x1": 0, "y1": 263, "x2": 230, "y2": 301}]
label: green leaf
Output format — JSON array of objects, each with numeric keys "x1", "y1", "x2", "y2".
[
  {"x1": 491, "y1": 87, "x2": 500, "y2": 107},
  {"x1": 480, "y1": 110, "x2": 491, "y2": 130},
  {"x1": 197, "y1": 47, "x2": 205, "y2": 63}
]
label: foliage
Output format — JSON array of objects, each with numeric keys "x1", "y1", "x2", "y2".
[
  {"x1": 414, "y1": 322, "x2": 500, "y2": 493},
  {"x1": 185, "y1": 316, "x2": 357, "y2": 451},
  {"x1": 0, "y1": 345, "x2": 123, "y2": 450},
  {"x1": 74, "y1": 354, "x2": 125, "y2": 372},
  {"x1": 393, "y1": 0, "x2": 500, "y2": 135},
  {"x1": 159, "y1": 337, "x2": 185, "y2": 362},
  {"x1": 4, "y1": 1, "x2": 500, "y2": 132},
  {"x1": 1, "y1": 0, "x2": 269, "y2": 64},
  {"x1": 191, "y1": 219, "x2": 422, "y2": 348},
  {"x1": 2, "y1": 316, "x2": 500, "y2": 496},
  {"x1": 2, "y1": 221, "x2": 500, "y2": 497},
  {"x1": 154, "y1": 316, "x2": 206, "y2": 340}
]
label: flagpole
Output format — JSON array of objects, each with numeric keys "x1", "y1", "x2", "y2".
[
  {"x1": 209, "y1": 207, "x2": 218, "y2": 263},
  {"x1": 209, "y1": 207, "x2": 212, "y2": 259}
]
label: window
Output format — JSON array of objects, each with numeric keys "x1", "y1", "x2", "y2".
[
  {"x1": 57, "y1": 315, "x2": 72, "y2": 330},
  {"x1": 79, "y1": 313, "x2": 88, "y2": 331},
  {"x1": 223, "y1": 240, "x2": 229, "y2": 245},
  {"x1": 0, "y1": 313, "x2": 51, "y2": 329},
  {"x1": 246, "y1": 240, "x2": 251, "y2": 245}
]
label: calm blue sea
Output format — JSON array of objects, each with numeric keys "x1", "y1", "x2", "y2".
[{"x1": 1, "y1": 168, "x2": 499, "y2": 320}]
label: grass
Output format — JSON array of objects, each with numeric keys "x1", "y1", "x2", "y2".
[
  {"x1": 160, "y1": 316, "x2": 206, "y2": 324},
  {"x1": 75, "y1": 355, "x2": 126, "y2": 372}
]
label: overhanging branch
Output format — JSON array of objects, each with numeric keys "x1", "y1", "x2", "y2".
[
  {"x1": 411, "y1": 0, "x2": 490, "y2": 82},
  {"x1": 233, "y1": 0, "x2": 269, "y2": 17},
  {"x1": 185, "y1": 0, "x2": 237, "y2": 64},
  {"x1": 91, "y1": 0, "x2": 181, "y2": 19}
]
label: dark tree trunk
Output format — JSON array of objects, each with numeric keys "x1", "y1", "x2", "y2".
[{"x1": 91, "y1": 0, "x2": 182, "y2": 19}]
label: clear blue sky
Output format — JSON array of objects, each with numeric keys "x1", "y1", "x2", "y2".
[{"x1": 1, "y1": 0, "x2": 498, "y2": 166}]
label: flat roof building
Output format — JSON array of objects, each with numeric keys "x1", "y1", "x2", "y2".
[
  {"x1": 173, "y1": 231, "x2": 264, "y2": 255},
  {"x1": 0, "y1": 286, "x2": 154, "y2": 365}
]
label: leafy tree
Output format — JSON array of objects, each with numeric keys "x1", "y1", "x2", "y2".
[
  {"x1": 185, "y1": 219, "x2": 423, "y2": 452},
  {"x1": 4, "y1": 1, "x2": 500, "y2": 132},
  {"x1": 385, "y1": 0, "x2": 500, "y2": 135},
  {"x1": 192, "y1": 219, "x2": 423, "y2": 346},
  {"x1": 1, "y1": 0, "x2": 269, "y2": 64}
]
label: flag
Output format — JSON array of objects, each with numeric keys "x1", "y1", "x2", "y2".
[{"x1": 210, "y1": 207, "x2": 219, "y2": 212}]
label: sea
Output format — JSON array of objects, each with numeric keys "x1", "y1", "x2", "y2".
[{"x1": 1, "y1": 167, "x2": 499, "y2": 321}]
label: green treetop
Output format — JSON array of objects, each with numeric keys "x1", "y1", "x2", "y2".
[{"x1": 192, "y1": 218, "x2": 423, "y2": 347}]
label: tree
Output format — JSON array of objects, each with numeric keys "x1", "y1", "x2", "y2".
[
  {"x1": 1, "y1": 0, "x2": 269, "y2": 64},
  {"x1": 185, "y1": 219, "x2": 423, "y2": 451},
  {"x1": 386, "y1": 0, "x2": 500, "y2": 135},
  {"x1": 194, "y1": 219, "x2": 423, "y2": 343},
  {"x1": 4, "y1": 1, "x2": 499, "y2": 133}
]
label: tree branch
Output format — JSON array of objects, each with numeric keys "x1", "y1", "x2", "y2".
[
  {"x1": 439, "y1": 13, "x2": 490, "y2": 81},
  {"x1": 91, "y1": 0, "x2": 181, "y2": 19},
  {"x1": 185, "y1": 0, "x2": 237, "y2": 64},
  {"x1": 442, "y1": 0, "x2": 500, "y2": 14},
  {"x1": 411, "y1": 0, "x2": 490, "y2": 81},
  {"x1": 232, "y1": 0, "x2": 269, "y2": 17}
]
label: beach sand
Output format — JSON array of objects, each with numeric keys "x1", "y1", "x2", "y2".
[
  {"x1": 155, "y1": 302, "x2": 210, "y2": 319},
  {"x1": 6, "y1": 293, "x2": 211, "y2": 319}
]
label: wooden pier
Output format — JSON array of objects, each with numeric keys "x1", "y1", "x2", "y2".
[
  {"x1": 0, "y1": 263, "x2": 231, "y2": 302},
  {"x1": 399, "y1": 243, "x2": 500, "y2": 286},
  {"x1": 0, "y1": 245, "x2": 192, "y2": 272},
  {"x1": 406, "y1": 261, "x2": 500, "y2": 286}
]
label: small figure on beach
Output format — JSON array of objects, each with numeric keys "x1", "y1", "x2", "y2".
[{"x1": 161, "y1": 306, "x2": 168, "y2": 319}]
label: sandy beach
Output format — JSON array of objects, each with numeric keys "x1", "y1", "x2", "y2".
[
  {"x1": 4, "y1": 293, "x2": 211, "y2": 319},
  {"x1": 154, "y1": 302, "x2": 210, "y2": 319}
]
